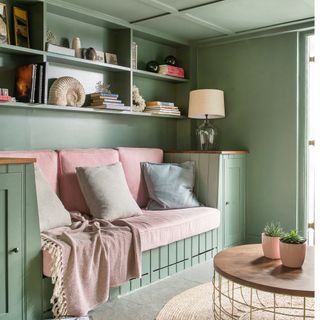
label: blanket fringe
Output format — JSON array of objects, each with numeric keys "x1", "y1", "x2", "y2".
[{"x1": 41, "y1": 235, "x2": 68, "y2": 319}]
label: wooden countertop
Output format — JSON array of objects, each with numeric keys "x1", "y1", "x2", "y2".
[
  {"x1": 214, "y1": 244, "x2": 314, "y2": 297},
  {"x1": 165, "y1": 150, "x2": 249, "y2": 154},
  {"x1": 0, "y1": 158, "x2": 36, "y2": 165}
]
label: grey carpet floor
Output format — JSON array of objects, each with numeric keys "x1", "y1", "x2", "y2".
[{"x1": 89, "y1": 260, "x2": 213, "y2": 320}]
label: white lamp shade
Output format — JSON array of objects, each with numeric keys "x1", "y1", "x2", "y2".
[{"x1": 188, "y1": 89, "x2": 225, "y2": 119}]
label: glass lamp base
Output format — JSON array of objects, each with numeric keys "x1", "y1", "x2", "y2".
[{"x1": 196, "y1": 119, "x2": 217, "y2": 150}]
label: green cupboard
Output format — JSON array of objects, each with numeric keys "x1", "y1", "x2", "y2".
[{"x1": 0, "y1": 159, "x2": 42, "y2": 320}]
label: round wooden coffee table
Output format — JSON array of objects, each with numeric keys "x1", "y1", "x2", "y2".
[{"x1": 212, "y1": 244, "x2": 314, "y2": 319}]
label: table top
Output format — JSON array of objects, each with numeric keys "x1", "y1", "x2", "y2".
[{"x1": 214, "y1": 244, "x2": 314, "y2": 297}]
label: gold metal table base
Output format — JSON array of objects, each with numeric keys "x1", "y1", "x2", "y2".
[{"x1": 212, "y1": 270, "x2": 314, "y2": 320}]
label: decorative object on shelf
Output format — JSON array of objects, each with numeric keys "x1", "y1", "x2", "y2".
[
  {"x1": 188, "y1": 89, "x2": 225, "y2": 150},
  {"x1": 0, "y1": 3, "x2": 10, "y2": 44},
  {"x1": 131, "y1": 42, "x2": 138, "y2": 69},
  {"x1": 146, "y1": 60, "x2": 159, "y2": 73},
  {"x1": 105, "y1": 53, "x2": 118, "y2": 65},
  {"x1": 46, "y1": 42, "x2": 75, "y2": 56},
  {"x1": 95, "y1": 81, "x2": 111, "y2": 94},
  {"x1": 158, "y1": 65, "x2": 184, "y2": 78},
  {"x1": 89, "y1": 91, "x2": 130, "y2": 111},
  {"x1": 13, "y1": 7, "x2": 30, "y2": 48},
  {"x1": 71, "y1": 37, "x2": 82, "y2": 58},
  {"x1": 0, "y1": 87, "x2": 11, "y2": 102},
  {"x1": 145, "y1": 101, "x2": 181, "y2": 116},
  {"x1": 164, "y1": 55, "x2": 177, "y2": 66},
  {"x1": 15, "y1": 64, "x2": 36, "y2": 103},
  {"x1": 261, "y1": 222, "x2": 283, "y2": 259},
  {"x1": 46, "y1": 30, "x2": 57, "y2": 45},
  {"x1": 48, "y1": 76, "x2": 85, "y2": 107},
  {"x1": 132, "y1": 85, "x2": 145, "y2": 112},
  {"x1": 84, "y1": 47, "x2": 97, "y2": 60},
  {"x1": 95, "y1": 50, "x2": 105, "y2": 63},
  {"x1": 280, "y1": 230, "x2": 307, "y2": 268}
]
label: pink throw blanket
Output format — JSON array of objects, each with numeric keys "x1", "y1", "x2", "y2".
[{"x1": 41, "y1": 213, "x2": 141, "y2": 318}]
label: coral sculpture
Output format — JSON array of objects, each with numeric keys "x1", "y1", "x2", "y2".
[{"x1": 132, "y1": 85, "x2": 145, "y2": 112}]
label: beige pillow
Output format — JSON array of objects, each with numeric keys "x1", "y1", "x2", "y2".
[
  {"x1": 35, "y1": 168, "x2": 71, "y2": 231},
  {"x1": 76, "y1": 162, "x2": 142, "y2": 220}
]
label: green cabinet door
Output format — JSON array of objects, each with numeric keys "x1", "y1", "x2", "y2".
[
  {"x1": 221, "y1": 155, "x2": 246, "y2": 248},
  {"x1": 0, "y1": 173, "x2": 23, "y2": 320}
]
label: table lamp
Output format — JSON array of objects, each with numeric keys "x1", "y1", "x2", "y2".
[{"x1": 188, "y1": 89, "x2": 225, "y2": 150}]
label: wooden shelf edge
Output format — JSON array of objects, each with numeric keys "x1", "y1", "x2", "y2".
[
  {"x1": 165, "y1": 150, "x2": 249, "y2": 154},
  {"x1": 0, "y1": 102, "x2": 186, "y2": 120},
  {"x1": 0, "y1": 158, "x2": 36, "y2": 165}
]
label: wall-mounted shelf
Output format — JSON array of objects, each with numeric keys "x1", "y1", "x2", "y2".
[
  {"x1": 133, "y1": 69, "x2": 189, "y2": 83},
  {"x1": 0, "y1": 102, "x2": 186, "y2": 119},
  {"x1": 0, "y1": 44, "x2": 44, "y2": 56},
  {"x1": 45, "y1": 52, "x2": 131, "y2": 72}
]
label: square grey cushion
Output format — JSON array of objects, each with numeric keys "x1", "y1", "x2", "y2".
[
  {"x1": 142, "y1": 161, "x2": 201, "y2": 210},
  {"x1": 35, "y1": 168, "x2": 71, "y2": 232},
  {"x1": 76, "y1": 162, "x2": 142, "y2": 220}
]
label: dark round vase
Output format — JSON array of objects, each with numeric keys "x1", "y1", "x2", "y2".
[
  {"x1": 164, "y1": 55, "x2": 177, "y2": 66},
  {"x1": 146, "y1": 61, "x2": 159, "y2": 73}
]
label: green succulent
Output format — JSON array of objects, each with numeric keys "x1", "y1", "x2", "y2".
[
  {"x1": 263, "y1": 222, "x2": 284, "y2": 237},
  {"x1": 280, "y1": 230, "x2": 306, "y2": 244}
]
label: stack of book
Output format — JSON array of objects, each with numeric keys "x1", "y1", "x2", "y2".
[
  {"x1": 144, "y1": 101, "x2": 181, "y2": 116},
  {"x1": 15, "y1": 63, "x2": 48, "y2": 104},
  {"x1": 158, "y1": 65, "x2": 185, "y2": 78},
  {"x1": 89, "y1": 92, "x2": 131, "y2": 111}
]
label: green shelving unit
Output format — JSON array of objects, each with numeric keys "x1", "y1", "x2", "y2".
[{"x1": 0, "y1": 0, "x2": 191, "y2": 120}]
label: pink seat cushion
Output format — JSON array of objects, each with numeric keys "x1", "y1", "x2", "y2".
[
  {"x1": 0, "y1": 150, "x2": 58, "y2": 193},
  {"x1": 122, "y1": 207, "x2": 220, "y2": 251},
  {"x1": 58, "y1": 149, "x2": 119, "y2": 213},
  {"x1": 43, "y1": 207, "x2": 220, "y2": 277},
  {"x1": 118, "y1": 147, "x2": 163, "y2": 208}
]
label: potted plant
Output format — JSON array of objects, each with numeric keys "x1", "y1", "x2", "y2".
[
  {"x1": 262, "y1": 222, "x2": 283, "y2": 259},
  {"x1": 280, "y1": 230, "x2": 307, "y2": 268}
]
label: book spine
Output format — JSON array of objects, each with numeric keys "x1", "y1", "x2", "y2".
[
  {"x1": 35, "y1": 64, "x2": 43, "y2": 103},
  {"x1": 146, "y1": 101, "x2": 175, "y2": 107},
  {"x1": 30, "y1": 64, "x2": 37, "y2": 103},
  {"x1": 42, "y1": 62, "x2": 49, "y2": 104}
]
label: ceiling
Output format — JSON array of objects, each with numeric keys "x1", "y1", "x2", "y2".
[{"x1": 68, "y1": 0, "x2": 314, "y2": 42}]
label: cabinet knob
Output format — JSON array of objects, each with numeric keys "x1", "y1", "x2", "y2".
[
  {"x1": 225, "y1": 201, "x2": 230, "y2": 205},
  {"x1": 11, "y1": 248, "x2": 20, "y2": 254}
]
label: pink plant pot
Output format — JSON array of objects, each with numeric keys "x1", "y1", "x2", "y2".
[
  {"x1": 261, "y1": 233, "x2": 280, "y2": 259},
  {"x1": 280, "y1": 241, "x2": 306, "y2": 268}
]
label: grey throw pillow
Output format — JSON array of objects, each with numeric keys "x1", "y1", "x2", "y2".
[
  {"x1": 76, "y1": 162, "x2": 142, "y2": 220},
  {"x1": 142, "y1": 161, "x2": 201, "y2": 210},
  {"x1": 35, "y1": 168, "x2": 72, "y2": 231}
]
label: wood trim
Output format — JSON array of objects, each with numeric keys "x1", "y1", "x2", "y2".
[
  {"x1": 0, "y1": 158, "x2": 36, "y2": 165},
  {"x1": 165, "y1": 150, "x2": 249, "y2": 154}
]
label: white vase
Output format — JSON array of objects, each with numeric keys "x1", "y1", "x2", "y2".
[{"x1": 72, "y1": 37, "x2": 81, "y2": 58}]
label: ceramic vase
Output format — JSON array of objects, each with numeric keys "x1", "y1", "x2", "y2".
[
  {"x1": 280, "y1": 241, "x2": 306, "y2": 268},
  {"x1": 261, "y1": 233, "x2": 281, "y2": 259},
  {"x1": 72, "y1": 37, "x2": 81, "y2": 58}
]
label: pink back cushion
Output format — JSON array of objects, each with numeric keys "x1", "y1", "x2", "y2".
[
  {"x1": 118, "y1": 147, "x2": 163, "y2": 208},
  {"x1": 58, "y1": 148, "x2": 119, "y2": 213},
  {"x1": 0, "y1": 150, "x2": 58, "y2": 193}
]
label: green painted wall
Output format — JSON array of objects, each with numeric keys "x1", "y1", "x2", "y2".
[
  {"x1": 197, "y1": 33, "x2": 300, "y2": 241},
  {"x1": 0, "y1": 107, "x2": 180, "y2": 150}
]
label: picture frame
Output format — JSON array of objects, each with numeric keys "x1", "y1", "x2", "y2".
[
  {"x1": 105, "y1": 53, "x2": 118, "y2": 65},
  {"x1": 13, "y1": 6, "x2": 30, "y2": 48},
  {"x1": 0, "y1": 3, "x2": 10, "y2": 44},
  {"x1": 95, "y1": 50, "x2": 105, "y2": 63}
]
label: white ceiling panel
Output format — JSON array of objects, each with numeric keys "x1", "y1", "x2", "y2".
[
  {"x1": 155, "y1": 0, "x2": 220, "y2": 11},
  {"x1": 69, "y1": 0, "x2": 165, "y2": 22},
  {"x1": 185, "y1": 0, "x2": 314, "y2": 33},
  {"x1": 135, "y1": 14, "x2": 223, "y2": 41}
]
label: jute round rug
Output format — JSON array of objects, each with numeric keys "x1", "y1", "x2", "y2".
[
  {"x1": 156, "y1": 282, "x2": 213, "y2": 320},
  {"x1": 156, "y1": 282, "x2": 314, "y2": 320}
]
